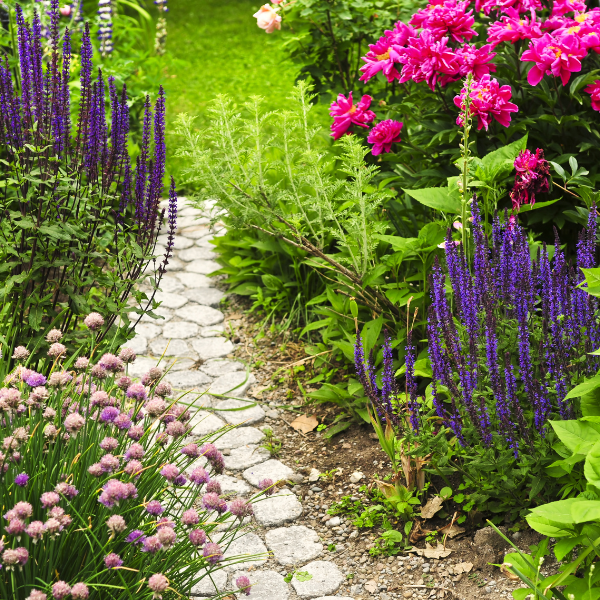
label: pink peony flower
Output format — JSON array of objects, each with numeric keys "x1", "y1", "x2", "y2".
[
  {"x1": 585, "y1": 79, "x2": 600, "y2": 110},
  {"x1": 476, "y1": 0, "x2": 541, "y2": 16},
  {"x1": 253, "y1": 4, "x2": 281, "y2": 33},
  {"x1": 410, "y1": 0, "x2": 477, "y2": 43},
  {"x1": 454, "y1": 74, "x2": 519, "y2": 130},
  {"x1": 367, "y1": 120, "x2": 403, "y2": 155},
  {"x1": 329, "y1": 92, "x2": 376, "y2": 140},
  {"x1": 510, "y1": 148, "x2": 550, "y2": 209},
  {"x1": 521, "y1": 32, "x2": 587, "y2": 86},
  {"x1": 396, "y1": 30, "x2": 459, "y2": 90},
  {"x1": 552, "y1": 0, "x2": 586, "y2": 16},
  {"x1": 359, "y1": 32, "x2": 404, "y2": 83},
  {"x1": 453, "y1": 44, "x2": 497, "y2": 79}
]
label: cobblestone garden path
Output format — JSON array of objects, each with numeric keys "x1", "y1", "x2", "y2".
[{"x1": 127, "y1": 197, "x2": 354, "y2": 600}]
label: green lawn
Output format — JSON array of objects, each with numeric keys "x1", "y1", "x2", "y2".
[{"x1": 147, "y1": 0, "x2": 308, "y2": 183}]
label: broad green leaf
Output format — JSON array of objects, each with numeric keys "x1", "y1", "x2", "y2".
[
  {"x1": 551, "y1": 420, "x2": 600, "y2": 454},
  {"x1": 554, "y1": 535, "x2": 585, "y2": 561},
  {"x1": 396, "y1": 358, "x2": 433, "y2": 378},
  {"x1": 528, "y1": 498, "x2": 581, "y2": 526},
  {"x1": 571, "y1": 499, "x2": 600, "y2": 523},
  {"x1": 300, "y1": 318, "x2": 331, "y2": 337},
  {"x1": 322, "y1": 421, "x2": 352, "y2": 439},
  {"x1": 565, "y1": 374, "x2": 600, "y2": 400},
  {"x1": 374, "y1": 234, "x2": 419, "y2": 253},
  {"x1": 517, "y1": 199, "x2": 560, "y2": 213},
  {"x1": 526, "y1": 514, "x2": 575, "y2": 537},
  {"x1": 585, "y1": 441, "x2": 600, "y2": 490},
  {"x1": 402, "y1": 187, "x2": 461, "y2": 214},
  {"x1": 362, "y1": 316, "x2": 383, "y2": 354},
  {"x1": 582, "y1": 388, "x2": 600, "y2": 417}
]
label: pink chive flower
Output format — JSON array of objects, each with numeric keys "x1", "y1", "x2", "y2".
[
  {"x1": 253, "y1": 4, "x2": 281, "y2": 33},
  {"x1": 181, "y1": 443, "x2": 200, "y2": 458},
  {"x1": 64, "y1": 413, "x2": 86, "y2": 433},
  {"x1": 125, "y1": 443, "x2": 145, "y2": 461},
  {"x1": 202, "y1": 492, "x2": 227, "y2": 514},
  {"x1": 181, "y1": 509, "x2": 200, "y2": 526},
  {"x1": 98, "y1": 479, "x2": 138, "y2": 508},
  {"x1": 203, "y1": 542, "x2": 223, "y2": 564},
  {"x1": 126, "y1": 529, "x2": 146, "y2": 544},
  {"x1": 13, "y1": 501, "x2": 33, "y2": 519},
  {"x1": 165, "y1": 420, "x2": 187, "y2": 438},
  {"x1": 229, "y1": 498, "x2": 253, "y2": 518},
  {"x1": 104, "y1": 552, "x2": 123, "y2": 569},
  {"x1": 190, "y1": 467, "x2": 210, "y2": 485},
  {"x1": 585, "y1": 79, "x2": 600, "y2": 110},
  {"x1": 127, "y1": 383, "x2": 147, "y2": 402},
  {"x1": 454, "y1": 74, "x2": 519, "y2": 130},
  {"x1": 510, "y1": 148, "x2": 550, "y2": 210},
  {"x1": 6, "y1": 518, "x2": 26, "y2": 536},
  {"x1": 410, "y1": 0, "x2": 477, "y2": 43},
  {"x1": 521, "y1": 33, "x2": 587, "y2": 86},
  {"x1": 148, "y1": 573, "x2": 169, "y2": 599},
  {"x1": 27, "y1": 591, "x2": 46, "y2": 600},
  {"x1": 119, "y1": 347, "x2": 137, "y2": 363},
  {"x1": 106, "y1": 515, "x2": 127, "y2": 534},
  {"x1": 71, "y1": 583, "x2": 89, "y2": 600},
  {"x1": 154, "y1": 381, "x2": 172, "y2": 398},
  {"x1": 100, "y1": 454, "x2": 120, "y2": 473},
  {"x1": 99, "y1": 437, "x2": 119, "y2": 452},
  {"x1": 396, "y1": 30, "x2": 459, "y2": 90},
  {"x1": 157, "y1": 526, "x2": 176, "y2": 547},
  {"x1": 128, "y1": 425, "x2": 144, "y2": 440},
  {"x1": 52, "y1": 581, "x2": 71, "y2": 599},
  {"x1": 41, "y1": 492, "x2": 60, "y2": 508},
  {"x1": 84, "y1": 312, "x2": 104, "y2": 330},
  {"x1": 329, "y1": 92, "x2": 376, "y2": 140},
  {"x1": 124, "y1": 459, "x2": 143, "y2": 477},
  {"x1": 26, "y1": 521, "x2": 45, "y2": 542},
  {"x1": 146, "y1": 500, "x2": 164, "y2": 515},
  {"x1": 116, "y1": 375, "x2": 132, "y2": 391},
  {"x1": 359, "y1": 32, "x2": 403, "y2": 83},
  {"x1": 206, "y1": 480, "x2": 222, "y2": 495},
  {"x1": 367, "y1": 120, "x2": 403, "y2": 156},
  {"x1": 98, "y1": 353, "x2": 124, "y2": 373},
  {"x1": 55, "y1": 482, "x2": 78, "y2": 499},
  {"x1": 259, "y1": 478, "x2": 275, "y2": 495},
  {"x1": 114, "y1": 413, "x2": 132, "y2": 430},
  {"x1": 236, "y1": 575, "x2": 252, "y2": 596},
  {"x1": 143, "y1": 535, "x2": 163, "y2": 554},
  {"x1": 160, "y1": 464, "x2": 180, "y2": 481},
  {"x1": 189, "y1": 528, "x2": 206, "y2": 546}
]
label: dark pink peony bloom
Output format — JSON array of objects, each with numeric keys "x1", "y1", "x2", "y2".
[
  {"x1": 510, "y1": 148, "x2": 550, "y2": 210},
  {"x1": 454, "y1": 44, "x2": 497, "y2": 79},
  {"x1": 476, "y1": 0, "x2": 541, "y2": 16},
  {"x1": 329, "y1": 92, "x2": 376, "y2": 140},
  {"x1": 585, "y1": 79, "x2": 600, "y2": 110},
  {"x1": 359, "y1": 32, "x2": 403, "y2": 83},
  {"x1": 521, "y1": 33, "x2": 587, "y2": 86},
  {"x1": 410, "y1": 0, "x2": 477, "y2": 43},
  {"x1": 396, "y1": 30, "x2": 459, "y2": 90},
  {"x1": 487, "y1": 9, "x2": 543, "y2": 47},
  {"x1": 367, "y1": 120, "x2": 403, "y2": 155},
  {"x1": 454, "y1": 74, "x2": 518, "y2": 130},
  {"x1": 552, "y1": 0, "x2": 586, "y2": 16}
]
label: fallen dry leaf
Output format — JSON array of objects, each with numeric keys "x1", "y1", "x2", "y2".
[
  {"x1": 409, "y1": 543, "x2": 453, "y2": 559},
  {"x1": 438, "y1": 522, "x2": 466, "y2": 539},
  {"x1": 453, "y1": 562, "x2": 473, "y2": 574},
  {"x1": 364, "y1": 580, "x2": 378, "y2": 594},
  {"x1": 501, "y1": 562, "x2": 520, "y2": 581},
  {"x1": 409, "y1": 519, "x2": 434, "y2": 544},
  {"x1": 290, "y1": 414, "x2": 318, "y2": 434},
  {"x1": 420, "y1": 496, "x2": 444, "y2": 519}
]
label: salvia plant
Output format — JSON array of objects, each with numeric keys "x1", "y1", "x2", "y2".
[
  {"x1": 0, "y1": 2, "x2": 176, "y2": 359},
  {"x1": 0, "y1": 318, "x2": 270, "y2": 599}
]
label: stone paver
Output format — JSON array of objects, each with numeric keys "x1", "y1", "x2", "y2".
[
  {"x1": 179, "y1": 246, "x2": 217, "y2": 262},
  {"x1": 166, "y1": 357, "x2": 196, "y2": 372},
  {"x1": 213, "y1": 474, "x2": 253, "y2": 496},
  {"x1": 185, "y1": 259, "x2": 221, "y2": 275},
  {"x1": 149, "y1": 338, "x2": 191, "y2": 357},
  {"x1": 166, "y1": 370, "x2": 211, "y2": 390},
  {"x1": 158, "y1": 275, "x2": 185, "y2": 292},
  {"x1": 135, "y1": 322, "x2": 162, "y2": 338},
  {"x1": 174, "y1": 272, "x2": 213, "y2": 288},
  {"x1": 213, "y1": 426, "x2": 265, "y2": 450},
  {"x1": 224, "y1": 444, "x2": 270, "y2": 470},
  {"x1": 265, "y1": 525, "x2": 322, "y2": 565},
  {"x1": 179, "y1": 304, "x2": 224, "y2": 326},
  {"x1": 200, "y1": 358, "x2": 244, "y2": 377},
  {"x1": 215, "y1": 399, "x2": 265, "y2": 426},
  {"x1": 232, "y1": 570, "x2": 290, "y2": 600},
  {"x1": 199, "y1": 324, "x2": 225, "y2": 337},
  {"x1": 243, "y1": 459, "x2": 294, "y2": 487},
  {"x1": 254, "y1": 491, "x2": 303, "y2": 527},
  {"x1": 219, "y1": 532, "x2": 269, "y2": 571},
  {"x1": 126, "y1": 335, "x2": 147, "y2": 355},
  {"x1": 210, "y1": 371, "x2": 256, "y2": 398},
  {"x1": 189, "y1": 569, "x2": 228, "y2": 597},
  {"x1": 187, "y1": 411, "x2": 226, "y2": 436},
  {"x1": 162, "y1": 321, "x2": 200, "y2": 339},
  {"x1": 192, "y1": 337, "x2": 234, "y2": 360},
  {"x1": 186, "y1": 287, "x2": 224, "y2": 307},
  {"x1": 126, "y1": 356, "x2": 158, "y2": 378},
  {"x1": 290, "y1": 561, "x2": 344, "y2": 598},
  {"x1": 155, "y1": 291, "x2": 189, "y2": 309}
]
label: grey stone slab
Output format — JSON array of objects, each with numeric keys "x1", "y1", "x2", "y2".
[
  {"x1": 265, "y1": 525, "x2": 322, "y2": 565},
  {"x1": 254, "y1": 491, "x2": 303, "y2": 528},
  {"x1": 126, "y1": 356, "x2": 159, "y2": 379},
  {"x1": 200, "y1": 324, "x2": 225, "y2": 337},
  {"x1": 224, "y1": 444, "x2": 270, "y2": 470},
  {"x1": 187, "y1": 410, "x2": 225, "y2": 436},
  {"x1": 126, "y1": 335, "x2": 147, "y2": 355},
  {"x1": 215, "y1": 399, "x2": 265, "y2": 426},
  {"x1": 167, "y1": 370, "x2": 212, "y2": 390},
  {"x1": 179, "y1": 247, "x2": 218, "y2": 262},
  {"x1": 231, "y1": 570, "x2": 290, "y2": 600},
  {"x1": 218, "y1": 531, "x2": 268, "y2": 571},
  {"x1": 187, "y1": 287, "x2": 225, "y2": 307},
  {"x1": 178, "y1": 206, "x2": 203, "y2": 217},
  {"x1": 213, "y1": 474, "x2": 252, "y2": 496},
  {"x1": 155, "y1": 291, "x2": 189, "y2": 309},
  {"x1": 200, "y1": 359, "x2": 244, "y2": 377},
  {"x1": 190, "y1": 568, "x2": 228, "y2": 597},
  {"x1": 243, "y1": 459, "x2": 294, "y2": 487},
  {"x1": 185, "y1": 259, "x2": 221, "y2": 275},
  {"x1": 213, "y1": 426, "x2": 265, "y2": 450},
  {"x1": 211, "y1": 513, "x2": 253, "y2": 532},
  {"x1": 174, "y1": 272, "x2": 213, "y2": 288},
  {"x1": 179, "y1": 390, "x2": 213, "y2": 410},
  {"x1": 149, "y1": 337, "x2": 192, "y2": 357},
  {"x1": 177, "y1": 215, "x2": 209, "y2": 229},
  {"x1": 290, "y1": 561, "x2": 344, "y2": 598},
  {"x1": 158, "y1": 274, "x2": 185, "y2": 292},
  {"x1": 179, "y1": 304, "x2": 224, "y2": 327},
  {"x1": 166, "y1": 357, "x2": 197, "y2": 372},
  {"x1": 135, "y1": 323, "x2": 162, "y2": 339},
  {"x1": 192, "y1": 337, "x2": 234, "y2": 360},
  {"x1": 180, "y1": 226, "x2": 211, "y2": 239},
  {"x1": 164, "y1": 257, "x2": 185, "y2": 272},
  {"x1": 210, "y1": 371, "x2": 256, "y2": 398},
  {"x1": 163, "y1": 321, "x2": 200, "y2": 339},
  {"x1": 314, "y1": 597, "x2": 354, "y2": 600}
]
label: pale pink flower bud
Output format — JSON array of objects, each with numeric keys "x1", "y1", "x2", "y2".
[{"x1": 253, "y1": 4, "x2": 281, "y2": 33}]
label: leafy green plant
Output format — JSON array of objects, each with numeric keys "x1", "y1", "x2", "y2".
[{"x1": 260, "y1": 427, "x2": 283, "y2": 457}]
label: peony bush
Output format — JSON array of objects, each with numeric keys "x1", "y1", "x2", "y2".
[{"x1": 0, "y1": 319, "x2": 268, "y2": 599}]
